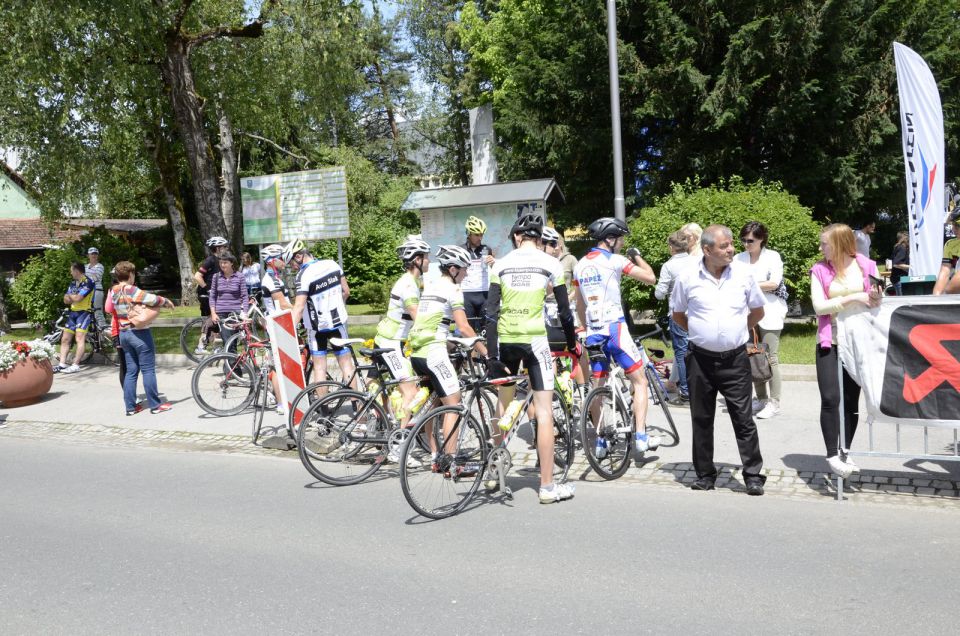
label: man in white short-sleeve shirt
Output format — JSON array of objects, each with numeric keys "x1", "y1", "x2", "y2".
[{"x1": 671, "y1": 224, "x2": 767, "y2": 495}]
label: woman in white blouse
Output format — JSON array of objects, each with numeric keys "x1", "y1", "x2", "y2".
[{"x1": 735, "y1": 221, "x2": 787, "y2": 419}]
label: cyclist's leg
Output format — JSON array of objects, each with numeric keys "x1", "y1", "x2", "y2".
[
  {"x1": 72, "y1": 321, "x2": 89, "y2": 366},
  {"x1": 412, "y1": 351, "x2": 460, "y2": 455},
  {"x1": 608, "y1": 321, "x2": 651, "y2": 435},
  {"x1": 374, "y1": 336, "x2": 417, "y2": 424},
  {"x1": 329, "y1": 326, "x2": 358, "y2": 390},
  {"x1": 59, "y1": 325, "x2": 75, "y2": 368},
  {"x1": 462, "y1": 291, "x2": 485, "y2": 334},
  {"x1": 524, "y1": 337, "x2": 558, "y2": 487},
  {"x1": 198, "y1": 295, "x2": 212, "y2": 348}
]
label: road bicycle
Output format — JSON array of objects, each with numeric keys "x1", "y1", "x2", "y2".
[
  {"x1": 579, "y1": 324, "x2": 680, "y2": 480},
  {"x1": 295, "y1": 339, "x2": 496, "y2": 486},
  {"x1": 43, "y1": 309, "x2": 116, "y2": 365},
  {"x1": 399, "y1": 339, "x2": 574, "y2": 520}
]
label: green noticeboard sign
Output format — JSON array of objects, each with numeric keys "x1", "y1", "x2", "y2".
[{"x1": 240, "y1": 167, "x2": 349, "y2": 244}]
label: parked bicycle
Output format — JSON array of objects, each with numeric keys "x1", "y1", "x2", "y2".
[{"x1": 42, "y1": 308, "x2": 116, "y2": 365}]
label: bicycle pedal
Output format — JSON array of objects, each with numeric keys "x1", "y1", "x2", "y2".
[{"x1": 502, "y1": 487, "x2": 513, "y2": 500}]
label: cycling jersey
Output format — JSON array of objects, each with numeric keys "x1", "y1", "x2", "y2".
[
  {"x1": 376, "y1": 272, "x2": 421, "y2": 341},
  {"x1": 459, "y1": 242, "x2": 492, "y2": 292},
  {"x1": 489, "y1": 246, "x2": 563, "y2": 344},
  {"x1": 573, "y1": 248, "x2": 635, "y2": 337},
  {"x1": 67, "y1": 276, "x2": 96, "y2": 312},
  {"x1": 198, "y1": 255, "x2": 219, "y2": 294},
  {"x1": 295, "y1": 258, "x2": 347, "y2": 333},
  {"x1": 261, "y1": 269, "x2": 287, "y2": 314},
  {"x1": 408, "y1": 277, "x2": 463, "y2": 357},
  {"x1": 942, "y1": 237, "x2": 960, "y2": 270}
]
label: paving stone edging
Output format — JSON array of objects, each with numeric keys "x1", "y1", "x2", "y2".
[{"x1": 3, "y1": 420, "x2": 957, "y2": 509}]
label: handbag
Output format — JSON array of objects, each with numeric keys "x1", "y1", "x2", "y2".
[
  {"x1": 746, "y1": 328, "x2": 772, "y2": 382},
  {"x1": 773, "y1": 279, "x2": 789, "y2": 302},
  {"x1": 122, "y1": 285, "x2": 160, "y2": 329}
]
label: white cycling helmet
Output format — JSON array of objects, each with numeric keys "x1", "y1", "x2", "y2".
[
  {"x1": 282, "y1": 238, "x2": 306, "y2": 263},
  {"x1": 205, "y1": 236, "x2": 228, "y2": 248},
  {"x1": 435, "y1": 244, "x2": 472, "y2": 269},
  {"x1": 541, "y1": 226, "x2": 561, "y2": 243},
  {"x1": 397, "y1": 236, "x2": 431, "y2": 262},
  {"x1": 261, "y1": 244, "x2": 284, "y2": 260}
]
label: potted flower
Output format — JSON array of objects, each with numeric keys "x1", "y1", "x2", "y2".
[{"x1": 0, "y1": 339, "x2": 57, "y2": 407}]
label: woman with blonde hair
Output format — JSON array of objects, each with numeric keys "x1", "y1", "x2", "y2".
[
  {"x1": 810, "y1": 223, "x2": 880, "y2": 478},
  {"x1": 682, "y1": 222, "x2": 703, "y2": 257}
]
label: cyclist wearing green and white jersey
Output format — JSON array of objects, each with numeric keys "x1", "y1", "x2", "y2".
[
  {"x1": 408, "y1": 245, "x2": 487, "y2": 469},
  {"x1": 484, "y1": 213, "x2": 579, "y2": 504},
  {"x1": 374, "y1": 236, "x2": 430, "y2": 416}
]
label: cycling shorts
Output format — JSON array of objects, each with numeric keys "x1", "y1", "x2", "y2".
[
  {"x1": 199, "y1": 294, "x2": 211, "y2": 318},
  {"x1": 585, "y1": 320, "x2": 645, "y2": 378},
  {"x1": 412, "y1": 348, "x2": 459, "y2": 397},
  {"x1": 546, "y1": 325, "x2": 568, "y2": 354},
  {"x1": 373, "y1": 336, "x2": 413, "y2": 381},
  {"x1": 306, "y1": 325, "x2": 350, "y2": 357},
  {"x1": 64, "y1": 310, "x2": 93, "y2": 334},
  {"x1": 500, "y1": 336, "x2": 553, "y2": 392}
]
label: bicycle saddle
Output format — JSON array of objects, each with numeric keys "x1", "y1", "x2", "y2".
[
  {"x1": 328, "y1": 337, "x2": 364, "y2": 348},
  {"x1": 449, "y1": 336, "x2": 481, "y2": 348},
  {"x1": 359, "y1": 347, "x2": 395, "y2": 358}
]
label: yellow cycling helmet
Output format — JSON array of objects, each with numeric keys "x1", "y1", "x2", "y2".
[{"x1": 465, "y1": 216, "x2": 487, "y2": 235}]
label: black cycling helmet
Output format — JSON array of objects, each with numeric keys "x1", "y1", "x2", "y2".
[
  {"x1": 511, "y1": 213, "x2": 543, "y2": 239},
  {"x1": 588, "y1": 217, "x2": 630, "y2": 241}
]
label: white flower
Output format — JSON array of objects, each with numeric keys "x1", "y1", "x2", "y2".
[{"x1": 0, "y1": 339, "x2": 57, "y2": 373}]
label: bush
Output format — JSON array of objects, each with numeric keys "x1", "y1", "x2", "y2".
[
  {"x1": 623, "y1": 178, "x2": 822, "y2": 313},
  {"x1": 350, "y1": 280, "x2": 391, "y2": 312},
  {"x1": 10, "y1": 226, "x2": 147, "y2": 326}
]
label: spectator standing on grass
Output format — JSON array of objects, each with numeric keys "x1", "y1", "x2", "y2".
[
  {"x1": 682, "y1": 222, "x2": 703, "y2": 258},
  {"x1": 734, "y1": 221, "x2": 787, "y2": 420},
  {"x1": 671, "y1": 225, "x2": 767, "y2": 496},
  {"x1": 209, "y1": 252, "x2": 248, "y2": 355},
  {"x1": 854, "y1": 219, "x2": 875, "y2": 258},
  {"x1": 111, "y1": 260, "x2": 174, "y2": 416},
  {"x1": 654, "y1": 229, "x2": 695, "y2": 406},
  {"x1": 241, "y1": 252, "x2": 262, "y2": 305},
  {"x1": 811, "y1": 224, "x2": 880, "y2": 478},
  {"x1": 889, "y1": 231, "x2": 910, "y2": 295}
]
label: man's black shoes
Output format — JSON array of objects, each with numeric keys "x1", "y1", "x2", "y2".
[
  {"x1": 745, "y1": 479, "x2": 765, "y2": 496},
  {"x1": 690, "y1": 477, "x2": 716, "y2": 491}
]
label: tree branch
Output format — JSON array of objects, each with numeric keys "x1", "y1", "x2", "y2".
[
  {"x1": 185, "y1": 0, "x2": 280, "y2": 48},
  {"x1": 239, "y1": 131, "x2": 310, "y2": 168},
  {"x1": 173, "y1": 0, "x2": 195, "y2": 34}
]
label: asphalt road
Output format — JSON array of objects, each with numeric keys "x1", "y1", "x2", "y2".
[{"x1": 2, "y1": 439, "x2": 957, "y2": 634}]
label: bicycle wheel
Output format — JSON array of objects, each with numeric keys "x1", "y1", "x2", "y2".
[
  {"x1": 580, "y1": 385, "x2": 633, "y2": 480},
  {"x1": 644, "y1": 365, "x2": 680, "y2": 447},
  {"x1": 296, "y1": 390, "x2": 389, "y2": 486},
  {"x1": 225, "y1": 332, "x2": 270, "y2": 369},
  {"x1": 191, "y1": 353, "x2": 256, "y2": 416},
  {"x1": 180, "y1": 317, "x2": 207, "y2": 363},
  {"x1": 286, "y1": 380, "x2": 349, "y2": 438},
  {"x1": 399, "y1": 406, "x2": 486, "y2": 520},
  {"x1": 466, "y1": 385, "x2": 497, "y2": 442},
  {"x1": 550, "y1": 391, "x2": 575, "y2": 483}
]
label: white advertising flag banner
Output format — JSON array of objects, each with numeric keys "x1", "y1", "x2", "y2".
[
  {"x1": 894, "y1": 42, "x2": 945, "y2": 276},
  {"x1": 837, "y1": 296, "x2": 960, "y2": 428}
]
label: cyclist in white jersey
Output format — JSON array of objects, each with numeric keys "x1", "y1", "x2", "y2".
[
  {"x1": 287, "y1": 238, "x2": 357, "y2": 390},
  {"x1": 374, "y1": 236, "x2": 430, "y2": 420},
  {"x1": 573, "y1": 217, "x2": 662, "y2": 454},
  {"x1": 460, "y1": 215, "x2": 496, "y2": 333},
  {"x1": 259, "y1": 244, "x2": 291, "y2": 314},
  {"x1": 408, "y1": 245, "x2": 487, "y2": 469},
  {"x1": 485, "y1": 214, "x2": 579, "y2": 504}
]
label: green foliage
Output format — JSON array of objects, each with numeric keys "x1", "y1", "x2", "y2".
[
  {"x1": 350, "y1": 281, "x2": 391, "y2": 312},
  {"x1": 623, "y1": 179, "x2": 822, "y2": 312},
  {"x1": 314, "y1": 212, "x2": 411, "y2": 292}
]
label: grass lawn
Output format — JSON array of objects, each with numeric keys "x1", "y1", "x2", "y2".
[{"x1": 638, "y1": 320, "x2": 817, "y2": 365}]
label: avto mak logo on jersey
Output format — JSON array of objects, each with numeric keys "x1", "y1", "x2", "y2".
[
  {"x1": 881, "y1": 305, "x2": 960, "y2": 419},
  {"x1": 904, "y1": 112, "x2": 938, "y2": 231}
]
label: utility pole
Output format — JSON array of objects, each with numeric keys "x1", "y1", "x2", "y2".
[{"x1": 606, "y1": 0, "x2": 626, "y2": 222}]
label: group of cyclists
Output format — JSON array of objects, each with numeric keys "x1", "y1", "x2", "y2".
[{"x1": 203, "y1": 211, "x2": 663, "y2": 506}]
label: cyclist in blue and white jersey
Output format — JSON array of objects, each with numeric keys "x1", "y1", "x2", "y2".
[
  {"x1": 287, "y1": 238, "x2": 357, "y2": 389},
  {"x1": 374, "y1": 236, "x2": 431, "y2": 416},
  {"x1": 573, "y1": 217, "x2": 661, "y2": 454},
  {"x1": 259, "y1": 244, "x2": 291, "y2": 314}
]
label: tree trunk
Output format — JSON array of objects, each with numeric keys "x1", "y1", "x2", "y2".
[
  {"x1": 217, "y1": 101, "x2": 243, "y2": 254},
  {"x1": 160, "y1": 37, "x2": 226, "y2": 241},
  {"x1": 150, "y1": 128, "x2": 198, "y2": 306},
  {"x1": 372, "y1": 59, "x2": 405, "y2": 164}
]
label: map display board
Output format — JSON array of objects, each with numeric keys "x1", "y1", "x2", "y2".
[{"x1": 241, "y1": 167, "x2": 349, "y2": 244}]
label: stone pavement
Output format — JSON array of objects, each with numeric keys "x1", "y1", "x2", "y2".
[{"x1": 2, "y1": 361, "x2": 960, "y2": 509}]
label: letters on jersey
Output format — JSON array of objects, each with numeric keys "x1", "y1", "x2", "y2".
[
  {"x1": 491, "y1": 248, "x2": 563, "y2": 343},
  {"x1": 296, "y1": 259, "x2": 347, "y2": 332},
  {"x1": 573, "y1": 248, "x2": 633, "y2": 336}
]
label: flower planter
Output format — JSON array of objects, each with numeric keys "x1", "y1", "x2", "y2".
[{"x1": 0, "y1": 358, "x2": 54, "y2": 407}]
